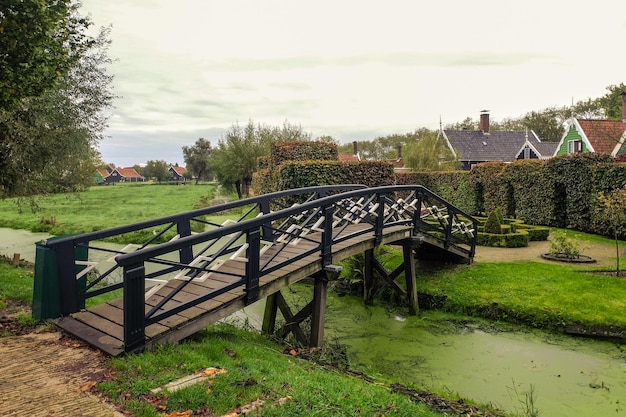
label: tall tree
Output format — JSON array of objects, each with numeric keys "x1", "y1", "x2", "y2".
[
  {"x1": 0, "y1": 6, "x2": 114, "y2": 197},
  {"x1": 182, "y1": 137, "x2": 213, "y2": 184},
  {"x1": 142, "y1": 160, "x2": 170, "y2": 182},
  {"x1": 211, "y1": 120, "x2": 311, "y2": 198},
  {"x1": 0, "y1": 0, "x2": 89, "y2": 109},
  {"x1": 404, "y1": 129, "x2": 459, "y2": 171},
  {"x1": 596, "y1": 83, "x2": 626, "y2": 120}
]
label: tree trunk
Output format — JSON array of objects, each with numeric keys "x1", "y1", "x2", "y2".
[
  {"x1": 615, "y1": 231, "x2": 619, "y2": 277},
  {"x1": 235, "y1": 180, "x2": 242, "y2": 199}
]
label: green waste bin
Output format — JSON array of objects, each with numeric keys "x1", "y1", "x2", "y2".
[{"x1": 32, "y1": 236, "x2": 88, "y2": 321}]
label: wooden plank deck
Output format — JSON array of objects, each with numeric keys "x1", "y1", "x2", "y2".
[{"x1": 53, "y1": 224, "x2": 455, "y2": 356}]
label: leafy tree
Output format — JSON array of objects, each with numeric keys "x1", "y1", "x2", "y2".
[
  {"x1": 315, "y1": 135, "x2": 337, "y2": 144},
  {"x1": 404, "y1": 129, "x2": 459, "y2": 171},
  {"x1": 596, "y1": 83, "x2": 626, "y2": 120},
  {"x1": 0, "y1": 8, "x2": 114, "y2": 197},
  {"x1": 183, "y1": 137, "x2": 213, "y2": 184},
  {"x1": 211, "y1": 120, "x2": 311, "y2": 198},
  {"x1": 142, "y1": 160, "x2": 170, "y2": 182},
  {"x1": 0, "y1": 0, "x2": 89, "y2": 109},
  {"x1": 446, "y1": 117, "x2": 476, "y2": 130}
]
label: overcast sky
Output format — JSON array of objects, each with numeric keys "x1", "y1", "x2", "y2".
[{"x1": 80, "y1": 0, "x2": 626, "y2": 167}]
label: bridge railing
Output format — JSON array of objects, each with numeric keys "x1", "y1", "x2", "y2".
[
  {"x1": 40, "y1": 184, "x2": 477, "y2": 351},
  {"x1": 41, "y1": 185, "x2": 365, "y2": 317}
]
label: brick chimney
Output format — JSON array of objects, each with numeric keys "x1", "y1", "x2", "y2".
[
  {"x1": 397, "y1": 144, "x2": 402, "y2": 160},
  {"x1": 621, "y1": 91, "x2": 626, "y2": 123},
  {"x1": 479, "y1": 110, "x2": 490, "y2": 133},
  {"x1": 353, "y1": 141, "x2": 358, "y2": 155}
]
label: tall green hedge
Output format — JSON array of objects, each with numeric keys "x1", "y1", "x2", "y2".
[
  {"x1": 271, "y1": 141, "x2": 338, "y2": 166},
  {"x1": 253, "y1": 140, "x2": 626, "y2": 237},
  {"x1": 502, "y1": 159, "x2": 554, "y2": 225},
  {"x1": 395, "y1": 171, "x2": 478, "y2": 214},
  {"x1": 278, "y1": 160, "x2": 394, "y2": 190}
]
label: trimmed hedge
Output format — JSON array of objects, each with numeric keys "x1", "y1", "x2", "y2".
[
  {"x1": 253, "y1": 140, "x2": 626, "y2": 238},
  {"x1": 271, "y1": 141, "x2": 337, "y2": 166}
]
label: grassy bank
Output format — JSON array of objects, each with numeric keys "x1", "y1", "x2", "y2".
[
  {"x1": 98, "y1": 324, "x2": 455, "y2": 417},
  {"x1": 417, "y1": 260, "x2": 626, "y2": 331},
  {"x1": 0, "y1": 182, "x2": 218, "y2": 235}
]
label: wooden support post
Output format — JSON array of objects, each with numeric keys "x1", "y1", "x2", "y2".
[
  {"x1": 123, "y1": 263, "x2": 146, "y2": 353},
  {"x1": 262, "y1": 292, "x2": 279, "y2": 335},
  {"x1": 310, "y1": 265, "x2": 340, "y2": 348},
  {"x1": 403, "y1": 242, "x2": 419, "y2": 315},
  {"x1": 364, "y1": 248, "x2": 374, "y2": 304}
]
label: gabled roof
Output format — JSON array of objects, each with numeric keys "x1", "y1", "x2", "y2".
[
  {"x1": 97, "y1": 169, "x2": 110, "y2": 178},
  {"x1": 113, "y1": 167, "x2": 144, "y2": 178},
  {"x1": 561, "y1": 119, "x2": 626, "y2": 156},
  {"x1": 441, "y1": 129, "x2": 556, "y2": 162},
  {"x1": 170, "y1": 166, "x2": 187, "y2": 176}
]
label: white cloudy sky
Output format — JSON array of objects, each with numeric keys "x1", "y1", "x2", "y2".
[{"x1": 80, "y1": 0, "x2": 626, "y2": 167}]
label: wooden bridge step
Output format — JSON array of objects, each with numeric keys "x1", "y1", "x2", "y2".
[{"x1": 54, "y1": 316, "x2": 124, "y2": 356}]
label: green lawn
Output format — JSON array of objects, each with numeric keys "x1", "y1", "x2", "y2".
[
  {"x1": 417, "y1": 260, "x2": 626, "y2": 329},
  {"x1": 0, "y1": 182, "x2": 218, "y2": 235}
]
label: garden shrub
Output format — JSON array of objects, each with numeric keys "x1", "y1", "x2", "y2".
[
  {"x1": 477, "y1": 230, "x2": 530, "y2": 248},
  {"x1": 549, "y1": 230, "x2": 581, "y2": 258},
  {"x1": 483, "y1": 210, "x2": 502, "y2": 234}
]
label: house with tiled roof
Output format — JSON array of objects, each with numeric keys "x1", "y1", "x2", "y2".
[
  {"x1": 554, "y1": 93, "x2": 626, "y2": 158},
  {"x1": 440, "y1": 111, "x2": 558, "y2": 170},
  {"x1": 95, "y1": 169, "x2": 110, "y2": 184},
  {"x1": 338, "y1": 141, "x2": 361, "y2": 162},
  {"x1": 169, "y1": 165, "x2": 188, "y2": 181},
  {"x1": 106, "y1": 167, "x2": 145, "y2": 183}
]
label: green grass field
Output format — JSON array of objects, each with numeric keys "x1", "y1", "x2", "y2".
[{"x1": 0, "y1": 182, "x2": 218, "y2": 235}]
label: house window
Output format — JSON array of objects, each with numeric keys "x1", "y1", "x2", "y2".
[
  {"x1": 568, "y1": 140, "x2": 583, "y2": 153},
  {"x1": 523, "y1": 146, "x2": 531, "y2": 159}
]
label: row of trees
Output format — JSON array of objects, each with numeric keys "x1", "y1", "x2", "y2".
[
  {"x1": 183, "y1": 120, "x2": 312, "y2": 198},
  {"x1": 1, "y1": 1, "x2": 115, "y2": 198}
]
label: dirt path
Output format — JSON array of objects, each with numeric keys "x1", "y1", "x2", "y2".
[{"x1": 0, "y1": 331, "x2": 123, "y2": 417}]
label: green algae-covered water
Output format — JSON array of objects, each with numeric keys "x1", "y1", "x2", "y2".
[{"x1": 237, "y1": 286, "x2": 626, "y2": 416}]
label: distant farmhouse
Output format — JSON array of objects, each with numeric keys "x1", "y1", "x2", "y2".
[
  {"x1": 439, "y1": 111, "x2": 558, "y2": 170},
  {"x1": 169, "y1": 165, "x2": 187, "y2": 181},
  {"x1": 96, "y1": 165, "x2": 145, "y2": 184},
  {"x1": 555, "y1": 92, "x2": 626, "y2": 158}
]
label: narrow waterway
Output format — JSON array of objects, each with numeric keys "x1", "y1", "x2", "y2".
[
  {"x1": 4, "y1": 229, "x2": 626, "y2": 416},
  {"x1": 238, "y1": 286, "x2": 626, "y2": 417}
]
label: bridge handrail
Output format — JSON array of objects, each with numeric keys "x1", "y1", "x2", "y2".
[
  {"x1": 116, "y1": 184, "x2": 477, "y2": 266},
  {"x1": 42, "y1": 184, "x2": 366, "y2": 248}
]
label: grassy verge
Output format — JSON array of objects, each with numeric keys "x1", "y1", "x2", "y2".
[
  {"x1": 0, "y1": 182, "x2": 218, "y2": 235},
  {"x1": 417, "y1": 261, "x2": 626, "y2": 330},
  {"x1": 97, "y1": 324, "x2": 456, "y2": 417}
]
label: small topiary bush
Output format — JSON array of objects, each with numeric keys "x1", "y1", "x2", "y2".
[{"x1": 483, "y1": 210, "x2": 502, "y2": 234}]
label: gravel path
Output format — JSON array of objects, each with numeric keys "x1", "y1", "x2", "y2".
[{"x1": 474, "y1": 239, "x2": 624, "y2": 268}]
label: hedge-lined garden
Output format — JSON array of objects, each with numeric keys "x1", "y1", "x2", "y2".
[{"x1": 253, "y1": 142, "x2": 626, "y2": 239}]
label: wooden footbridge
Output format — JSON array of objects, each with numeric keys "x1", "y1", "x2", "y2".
[{"x1": 34, "y1": 185, "x2": 477, "y2": 356}]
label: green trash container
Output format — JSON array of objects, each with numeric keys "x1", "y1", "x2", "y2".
[{"x1": 32, "y1": 236, "x2": 88, "y2": 321}]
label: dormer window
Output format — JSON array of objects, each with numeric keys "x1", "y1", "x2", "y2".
[{"x1": 568, "y1": 140, "x2": 583, "y2": 153}]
